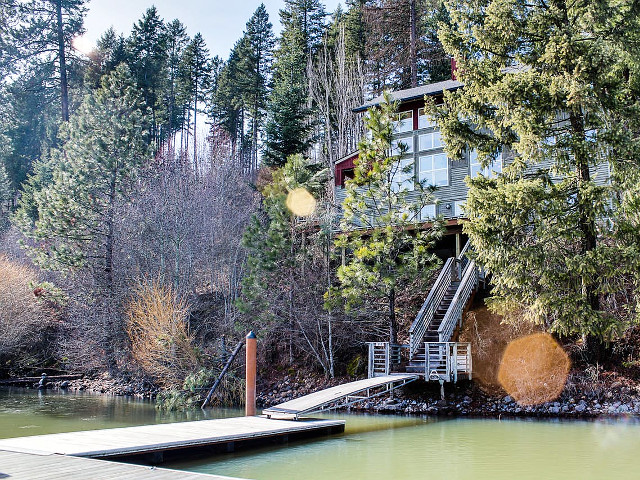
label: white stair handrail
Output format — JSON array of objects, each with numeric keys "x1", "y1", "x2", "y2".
[
  {"x1": 408, "y1": 257, "x2": 454, "y2": 358},
  {"x1": 438, "y1": 260, "x2": 478, "y2": 342}
]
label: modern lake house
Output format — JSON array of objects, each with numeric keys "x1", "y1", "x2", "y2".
[{"x1": 334, "y1": 77, "x2": 611, "y2": 383}]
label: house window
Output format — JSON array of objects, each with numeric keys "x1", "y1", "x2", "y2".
[
  {"x1": 470, "y1": 150, "x2": 502, "y2": 178},
  {"x1": 394, "y1": 111, "x2": 413, "y2": 133},
  {"x1": 454, "y1": 200, "x2": 466, "y2": 217},
  {"x1": 418, "y1": 153, "x2": 448, "y2": 186},
  {"x1": 418, "y1": 108, "x2": 436, "y2": 129},
  {"x1": 420, "y1": 204, "x2": 436, "y2": 220},
  {"x1": 391, "y1": 137, "x2": 413, "y2": 155},
  {"x1": 391, "y1": 158, "x2": 415, "y2": 192},
  {"x1": 418, "y1": 131, "x2": 443, "y2": 151}
]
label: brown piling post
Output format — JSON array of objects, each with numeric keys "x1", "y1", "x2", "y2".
[{"x1": 245, "y1": 331, "x2": 257, "y2": 416}]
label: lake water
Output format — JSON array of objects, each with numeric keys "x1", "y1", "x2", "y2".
[{"x1": 2, "y1": 388, "x2": 640, "y2": 479}]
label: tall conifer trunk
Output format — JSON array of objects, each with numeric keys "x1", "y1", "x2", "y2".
[{"x1": 55, "y1": 0, "x2": 69, "y2": 122}]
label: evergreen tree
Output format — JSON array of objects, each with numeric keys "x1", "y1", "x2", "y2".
[
  {"x1": 240, "y1": 154, "x2": 333, "y2": 372},
  {"x1": 209, "y1": 41, "x2": 246, "y2": 159},
  {"x1": 127, "y1": 7, "x2": 168, "y2": 145},
  {"x1": 0, "y1": 71, "x2": 59, "y2": 190},
  {"x1": 85, "y1": 28, "x2": 128, "y2": 88},
  {"x1": 180, "y1": 33, "x2": 211, "y2": 169},
  {"x1": 242, "y1": 4, "x2": 275, "y2": 172},
  {"x1": 14, "y1": 64, "x2": 151, "y2": 294},
  {"x1": 0, "y1": 163, "x2": 11, "y2": 207},
  {"x1": 429, "y1": 0, "x2": 640, "y2": 342},
  {"x1": 280, "y1": 0, "x2": 327, "y2": 60},
  {"x1": 264, "y1": 22, "x2": 311, "y2": 166},
  {"x1": 333, "y1": 94, "x2": 444, "y2": 344},
  {"x1": 164, "y1": 20, "x2": 190, "y2": 146},
  {"x1": 3, "y1": 0, "x2": 87, "y2": 122}
]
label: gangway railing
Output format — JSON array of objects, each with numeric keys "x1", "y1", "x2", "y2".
[{"x1": 425, "y1": 342, "x2": 472, "y2": 383}]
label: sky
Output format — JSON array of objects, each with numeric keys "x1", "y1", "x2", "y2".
[{"x1": 81, "y1": 0, "x2": 343, "y2": 59}]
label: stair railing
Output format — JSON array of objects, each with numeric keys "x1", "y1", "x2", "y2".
[
  {"x1": 408, "y1": 257, "x2": 455, "y2": 359},
  {"x1": 437, "y1": 259, "x2": 479, "y2": 342}
]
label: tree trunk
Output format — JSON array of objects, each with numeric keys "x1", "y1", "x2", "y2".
[
  {"x1": 389, "y1": 287, "x2": 397, "y2": 344},
  {"x1": 55, "y1": 0, "x2": 69, "y2": 122},
  {"x1": 193, "y1": 82, "x2": 198, "y2": 177},
  {"x1": 409, "y1": 0, "x2": 418, "y2": 88}
]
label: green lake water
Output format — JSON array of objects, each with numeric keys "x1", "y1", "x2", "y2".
[{"x1": 2, "y1": 388, "x2": 640, "y2": 479}]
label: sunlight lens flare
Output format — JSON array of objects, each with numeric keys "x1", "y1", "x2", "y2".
[
  {"x1": 72, "y1": 35, "x2": 94, "y2": 56},
  {"x1": 286, "y1": 188, "x2": 316, "y2": 217},
  {"x1": 498, "y1": 332, "x2": 571, "y2": 406}
]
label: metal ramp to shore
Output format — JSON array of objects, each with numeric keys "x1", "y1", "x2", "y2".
[{"x1": 263, "y1": 374, "x2": 418, "y2": 419}]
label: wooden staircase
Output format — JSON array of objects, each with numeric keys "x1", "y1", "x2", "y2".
[{"x1": 367, "y1": 242, "x2": 479, "y2": 382}]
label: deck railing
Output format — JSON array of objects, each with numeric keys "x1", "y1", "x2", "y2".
[
  {"x1": 408, "y1": 257, "x2": 455, "y2": 358},
  {"x1": 367, "y1": 342, "x2": 404, "y2": 378}
]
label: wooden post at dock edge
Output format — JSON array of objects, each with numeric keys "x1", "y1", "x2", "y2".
[{"x1": 246, "y1": 331, "x2": 257, "y2": 416}]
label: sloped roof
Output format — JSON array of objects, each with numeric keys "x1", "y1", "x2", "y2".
[{"x1": 353, "y1": 79, "x2": 463, "y2": 112}]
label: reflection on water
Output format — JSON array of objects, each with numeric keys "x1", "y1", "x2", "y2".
[
  {"x1": 171, "y1": 413, "x2": 640, "y2": 480},
  {"x1": 0, "y1": 387, "x2": 242, "y2": 438},
  {"x1": 2, "y1": 388, "x2": 640, "y2": 480}
]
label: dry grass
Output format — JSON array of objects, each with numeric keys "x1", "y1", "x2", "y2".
[
  {"x1": 459, "y1": 305, "x2": 540, "y2": 395},
  {"x1": 126, "y1": 279, "x2": 199, "y2": 387},
  {"x1": 0, "y1": 255, "x2": 56, "y2": 370}
]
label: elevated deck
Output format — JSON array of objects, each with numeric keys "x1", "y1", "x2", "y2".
[
  {"x1": 263, "y1": 374, "x2": 418, "y2": 418},
  {"x1": 0, "y1": 416, "x2": 345, "y2": 461}
]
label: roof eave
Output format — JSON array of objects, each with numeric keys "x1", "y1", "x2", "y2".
[{"x1": 352, "y1": 84, "x2": 463, "y2": 113}]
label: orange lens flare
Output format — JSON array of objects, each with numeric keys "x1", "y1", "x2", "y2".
[{"x1": 498, "y1": 332, "x2": 571, "y2": 406}]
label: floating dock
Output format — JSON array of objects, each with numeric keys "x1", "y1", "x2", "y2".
[{"x1": 0, "y1": 416, "x2": 345, "y2": 464}]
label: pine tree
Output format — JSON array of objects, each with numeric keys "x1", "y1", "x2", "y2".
[
  {"x1": 127, "y1": 7, "x2": 168, "y2": 145},
  {"x1": 209, "y1": 41, "x2": 246, "y2": 159},
  {"x1": 164, "y1": 20, "x2": 190, "y2": 146},
  {"x1": 280, "y1": 0, "x2": 327, "y2": 60},
  {"x1": 242, "y1": 4, "x2": 275, "y2": 172},
  {"x1": 333, "y1": 94, "x2": 444, "y2": 344},
  {"x1": 264, "y1": 22, "x2": 311, "y2": 166},
  {"x1": 180, "y1": 33, "x2": 211, "y2": 170},
  {"x1": 429, "y1": 0, "x2": 640, "y2": 342},
  {"x1": 15, "y1": 65, "x2": 151, "y2": 294},
  {"x1": 4, "y1": 0, "x2": 87, "y2": 122},
  {"x1": 0, "y1": 163, "x2": 11, "y2": 207},
  {"x1": 85, "y1": 28, "x2": 128, "y2": 88}
]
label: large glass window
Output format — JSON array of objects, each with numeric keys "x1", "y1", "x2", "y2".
[
  {"x1": 418, "y1": 108, "x2": 436, "y2": 129},
  {"x1": 391, "y1": 158, "x2": 415, "y2": 192},
  {"x1": 391, "y1": 138, "x2": 413, "y2": 155},
  {"x1": 394, "y1": 111, "x2": 413, "y2": 133},
  {"x1": 470, "y1": 150, "x2": 502, "y2": 178},
  {"x1": 418, "y1": 153, "x2": 448, "y2": 186},
  {"x1": 418, "y1": 131, "x2": 442, "y2": 151}
]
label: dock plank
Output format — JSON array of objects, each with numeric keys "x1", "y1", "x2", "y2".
[{"x1": 0, "y1": 450, "x2": 240, "y2": 479}]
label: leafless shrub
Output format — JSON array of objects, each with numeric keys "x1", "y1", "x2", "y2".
[
  {"x1": 0, "y1": 255, "x2": 57, "y2": 371},
  {"x1": 126, "y1": 279, "x2": 199, "y2": 387}
]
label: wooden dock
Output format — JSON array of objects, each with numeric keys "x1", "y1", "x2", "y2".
[
  {"x1": 0, "y1": 450, "x2": 240, "y2": 479},
  {"x1": 0, "y1": 416, "x2": 345, "y2": 461},
  {"x1": 263, "y1": 374, "x2": 418, "y2": 418}
]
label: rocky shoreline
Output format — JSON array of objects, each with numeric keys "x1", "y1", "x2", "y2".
[
  {"x1": 257, "y1": 373, "x2": 640, "y2": 419},
  {"x1": 6, "y1": 370, "x2": 640, "y2": 419}
]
